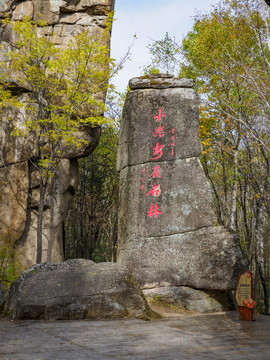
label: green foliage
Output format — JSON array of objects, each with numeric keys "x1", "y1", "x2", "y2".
[
  {"x1": 0, "y1": 17, "x2": 113, "y2": 155},
  {"x1": 180, "y1": 0, "x2": 268, "y2": 117},
  {"x1": 64, "y1": 124, "x2": 119, "y2": 262},
  {"x1": 140, "y1": 0, "x2": 270, "y2": 314},
  {"x1": 143, "y1": 32, "x2": 181, "y2": 75},
  {"x1": 64, "y1": 90, "x2": 125, "y2": 262},
  {"x1": 180, "y1": 0, "x2": 270, "y2": 313},
  {"x1": 0, "y1": 16, "x2": 116, "y2": 263},
  {"x1": 0, "y1": 233, "x2": 23, "y2": 291}
]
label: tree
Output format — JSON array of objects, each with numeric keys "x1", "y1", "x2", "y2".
[
  {"x1": 64, "y1": 89, "x2": 125, "y2": 262},
  {"x1": 143, "y1": 32, "x2": 181, "y2": 75},
  {"x1": 64, "y1": 125, "x2": 119, "y2": 262},
  {"x1": 0, "y1": 16, "x2": 115, "y2": 264},
  {"x1": 180, "y1": 0, "x2": 270, "y2": 313}
]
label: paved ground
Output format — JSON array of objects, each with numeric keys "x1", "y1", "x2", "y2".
[{"x1": 1, "y1": 312, "x2": 270, "y2": 360}]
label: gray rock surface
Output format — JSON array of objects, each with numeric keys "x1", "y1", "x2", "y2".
[
  {"x1": 4, "y1": 259, "x2": 154, "y2": 320},
  {"x1": 143, "y1": 286, "x2": 225, "y2": 313},
  {"x1": 129, "y1": 74, "x2": 194, "y2": 90},
  {"x1": 118, "y1": 226, "x2": 244, "y2": 291},
  {"x1": 117, "y1": 86, "x2": 202, "y2": 171},
  {"x1": 117, "y1": 75, "x2": 247, "y2": 309},
  {"x1": 0, "y1": 0, "x2": 114, "y2": 268}
]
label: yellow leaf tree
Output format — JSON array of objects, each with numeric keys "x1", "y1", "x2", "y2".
[{"x1": 180, "y1": 0, "x2": 270, "y2": 313}]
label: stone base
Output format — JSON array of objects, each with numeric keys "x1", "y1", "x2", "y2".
[{"x1": 117, "y1": 226, "x2": 247, "y2": 291}]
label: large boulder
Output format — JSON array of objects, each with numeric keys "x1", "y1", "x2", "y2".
[
  {"x1": 4, "y1": 259, "x2": 154, "y2": 320},
  {"x1": 0, "y1": 0, "x2": 114, "y2": 267}
]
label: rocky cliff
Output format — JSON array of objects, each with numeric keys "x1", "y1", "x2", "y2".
[{"x1": 0, "y1": 0, "x2": 114, "y2": 268}]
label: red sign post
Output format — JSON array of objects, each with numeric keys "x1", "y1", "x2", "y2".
[{"x1": 235, "y1": 270, "x2": 256, "y2": 321}]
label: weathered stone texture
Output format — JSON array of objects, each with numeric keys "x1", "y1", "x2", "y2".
[
  {"x1": 117, "y1": 75, "x2": 247, "y2": 311},
  {"x1": 143, "y1": 286, "x2": 226, "y2": 313},
  {"x1": 129, "y1": 74, "x2": 194, "y2": 90},
  {"x1": 17, "y1": 159, "x2": 80, "y2": 267},
  {"x1": 118, "y1": 158, "x2": 215, "y2": 241},
  {"x1": 0, "y1": 0, "x2": 114, "y2": 267},
  {"x1": 0, "y1": 162, "x2": 28, "y2": 238},
  {"x1": 12, "y1": 1, "x2": 34, "y2": 21},
  {"x1": 117, "y1": 226, "x2": 244, "y2": 291},
  {"x1": 0, "y1": 0, "x2": 114, "y2": 21},
  {"x1": 4, "y1": 259, "x2": 154, "y2": 320},
  {"x1": 117, "y1": 87, "x2": 202, "y2": 171}
]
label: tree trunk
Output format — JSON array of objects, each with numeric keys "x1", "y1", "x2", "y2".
[
  {"x1": 227, "y1": 148, "x2": 239, "y2": 231},
  {"x1": 36, "y1": 170, "x2": 45, "y2": 264},
  {"x1": 255, "y1": 202, "x2": 269, "y2": 314}
]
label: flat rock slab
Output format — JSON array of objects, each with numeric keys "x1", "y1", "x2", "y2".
[
  {"x1": 4, "y1": 259, "x2": 154, "y2": 320},
  {"x1": 1, "y1": 312, "x2": 270, "y2": 359},
  {"x1": 129, "y1": 75, "x2": 194, "y2": 89}
]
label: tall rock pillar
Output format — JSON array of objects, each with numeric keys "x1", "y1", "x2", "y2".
[
  {"x1": 0, "y1": 0, "x2": 115, "y2": 268},
  {"x1": 117, "y1": 75, "x2": 246, "y2": 301}
]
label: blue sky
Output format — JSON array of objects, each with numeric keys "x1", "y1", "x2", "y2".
[{"x1": 111, "y1": 0, "x2": 219, "y2": 91}]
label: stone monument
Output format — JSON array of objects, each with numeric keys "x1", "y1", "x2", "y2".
[{"x1": 117, "y1": 74, "x2": 246, "y2": 311}]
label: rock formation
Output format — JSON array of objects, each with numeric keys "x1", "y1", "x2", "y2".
[
  {"x1": 4, "y1": 259, "x2": 154, "y2": 320},
  {"x1": 0, "y1": 0, "x2": 114, "y2": 268},
  {"x1": 116, "y1": 74, "x2": 247, "y2": 311}
]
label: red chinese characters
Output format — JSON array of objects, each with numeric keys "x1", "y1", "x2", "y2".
[
  {"x1": 152, "y1": 125, "x2": 165, "y2": 138},
  {"x1": 145, "y1": 184, "x2": 160, "y2": 197},
  {"x1": 154, "y1": 108, "x2": 166, "y2": 122},
  {"x1": 152, "y1": 143, "x2": 164, "y2": 160},
  {"x1": 149, "y1": 108, "x2": 166, "y2": 217},
  {"x1": 140, "y1": 107, "x2": 176, "y2": 219},
  {"x1": 171, "y1": 128, "x2": 176, "y2": 156},
  {"x1": 147, "y1": 204, "x2": 163, "y2": 218},
  {"x1": 149, "y1": 165, "x2": 161, "y2": 179}
]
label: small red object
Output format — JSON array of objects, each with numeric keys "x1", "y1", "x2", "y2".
[
  {"x1": 236, "y1": 270, "x2": 255, "y2": 321},
  {"x1": 237, "y1": 306, "x2": 254, "y2": 321},
  {"x1": 243, "y1": 299, "x2": 256, "y2": 309}
]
